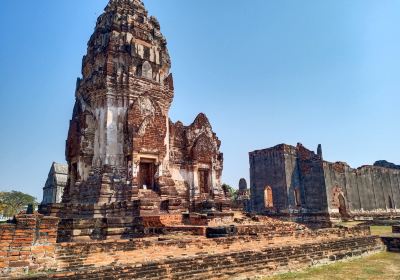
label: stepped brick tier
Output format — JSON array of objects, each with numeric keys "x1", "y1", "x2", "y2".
[
  {"x1": 250, "y1": 143, "x2": 400, "y2": 224},
  {"x1": 40, "y1": 0, "x2": 230, "y2": 240},
  {"x1": 380, "y1": 225, "x2": 400, "y2": 252},
  {"x1": 0, "y1": 214, "x2": 384, "y2": 279}
]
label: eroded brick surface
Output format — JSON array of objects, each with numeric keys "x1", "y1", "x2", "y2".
[
  {"x1": 7, "y1": 234, "x2": 383, "y2": 280},
  {"x1": 0, "y1": 215, "x2": 382, "y2": 279},
  {"x1": 250, "y1": 143, "x2": 400, "y2": 221},
  {"x1": 0, "y1": 214, "x2": 59, "y2": 277}
]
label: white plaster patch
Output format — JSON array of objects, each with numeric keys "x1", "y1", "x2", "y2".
[{"x1": 107, "y1": 109, "x2": 113, "y2": 128}]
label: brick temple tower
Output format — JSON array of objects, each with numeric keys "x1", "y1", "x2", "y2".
[
  {"x1": 64, "y1": 0, "x2": 180, "y2": 213},
  {"x1": 41, "y1": 0, "x2": 229, "y2": 236}
]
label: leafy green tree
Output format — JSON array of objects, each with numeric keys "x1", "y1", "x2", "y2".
[
  {"x1": 222, "y1": 184, "x2": 238, "y2": 200},
  {"x1": 0, "y1": 191, "x2": 37, "y2": 217}
]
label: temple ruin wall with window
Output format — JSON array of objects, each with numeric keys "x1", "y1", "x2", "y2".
[{"x1": 249, "y1": 143, "x2": 400, "y2": 221}]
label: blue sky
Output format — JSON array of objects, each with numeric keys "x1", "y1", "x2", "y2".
[{"x1": 0, "y1": 0, "x2": 399, "y2": 199}]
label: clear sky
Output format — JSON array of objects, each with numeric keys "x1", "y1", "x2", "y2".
[{"x1": 0, "y1": 0, "x2": 399, "y2": 200}]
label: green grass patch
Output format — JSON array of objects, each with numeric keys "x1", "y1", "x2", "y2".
[
  {"x1": 370, "y1": 226, "x2": 392, "y2": 236},
  {"x1": 263, "y1": 252, "x2": 400, "y2": 280},
  {"x1": 332, "y1": 223, "x2": 392, "y2": 236}
]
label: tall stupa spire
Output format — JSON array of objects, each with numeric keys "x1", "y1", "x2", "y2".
[
  {"x1": 66, "y1": 0, "x2": 175, "y2": 205},
  {"x1": 45, "y1": 0, "x2": 227, "y2": 242},
  {"x1": 78, "y1": 0, "x2": 171, "y2": 96}
]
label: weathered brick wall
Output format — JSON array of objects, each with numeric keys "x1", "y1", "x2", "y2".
[
  {"x1": 296, "y1": 144, "x2": 329, "y2": 212},
  {"x1": 250, "y1": 144, "x2": 329, "y2": 214},
  {"x1": 1, "y1": 222, "x2": 378, "y2": 279},
  {"x1": 249, "y1": 145, "x2": 289, "y2": 213},
  {"x1": 0, "y1": 214, "x2": 59, "y2": 277},
  {"x1": 250, "y1": 143, "x2": 400, "y2": 219},
  {"x1": 169, "y1": 113, "x2": 226, "y2": 209},
  {"x1": 15, "y1": 235, "x2": 383, "y2": 280},
  {"x1": 50, "y1": 226, "x2": 375, "y2": 271},
  {"x1": 126, "y1": 97, "x2": 168, "y2": 164},
  {"x1": 324, "y1": 162, "x2": 400, "y2": 217}
]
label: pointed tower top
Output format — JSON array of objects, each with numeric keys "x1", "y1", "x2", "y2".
[
  {"x1": 105, "y1": 0, "x2": 145, "y2": 12},
  {"x1": 77, "y1": 0, "x2": 171, "y2": 99}
]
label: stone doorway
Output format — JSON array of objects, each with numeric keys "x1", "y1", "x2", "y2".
[
  {"x1": 139, "y1": 159, "x2": 157, "y2": 192},
  {"x1": 198, "y1": 169, "x2": 210, "y2": 194},
  {"x1": 338, "y1": 194, "x2": 348, "y2": 218}
]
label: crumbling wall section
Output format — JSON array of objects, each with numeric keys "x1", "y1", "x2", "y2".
[
  {"x1": 283, "y1": 146, "x2": 302, "y2": 210},
  {"x1": 0, "y1": 214, "x2": 59, "y2": 277},
  {"x1": 249, "y1": 145, "x2": 289, "y2": 213},
  {"x1": 0, "y1": 215, "x2": 381, "y2": 280},
  {"x1": 169, "y1": 113, "x2": 225, "y2": 210},
  {"x1": 250, "y1": 143, "x2": 400, "y2": 219},
  {"x1": 250, "y1": 144, "x2": 328, "y2": 214},
  {"x1": 12, "y1": 233, "x2": 383, "y2": 280},
  {"x1": 296, "y1": 144, "x2": 328, "y2": 213},
  {"x1": 324, "y1": 162, "x2": 400, "y2": 217}
]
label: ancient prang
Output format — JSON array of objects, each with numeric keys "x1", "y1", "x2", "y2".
[
  {"x1": 250, "y1": 143, "x2": 400, "y2": 224},
  {"x1": 41, "y1": 0, "x2": 229, "y2": 240}
]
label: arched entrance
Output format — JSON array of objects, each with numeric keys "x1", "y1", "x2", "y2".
[
  {"x1": 264, "y1": 186, "x2": 273, "y2": 208},
  {"x1": 338, "y1": 194, "x2": 348, "y2": 218},
  {"x1": 138, "y1": 158, "x2": 158, "y2": 192}
]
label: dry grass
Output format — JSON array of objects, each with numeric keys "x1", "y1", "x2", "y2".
[
  {"x1": 370, "y1": 226, "x2": 392, "y2": 236},
  {"x1": 334, "y1": 222, "x2": 392, "y2": 236},
  {"x1": 263, "y1": 252, "x2": 400, "y2": 280}
]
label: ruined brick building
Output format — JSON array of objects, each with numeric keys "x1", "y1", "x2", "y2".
[
  {"x1": 250, "y1": 143, "x2": 400, "y2": 222},
  {"x1": 42, "y1": 163, "x2": 68, "y2": 205},
  {"x1": 41, "y1": 0, "x2": 228, "y2": 238}
]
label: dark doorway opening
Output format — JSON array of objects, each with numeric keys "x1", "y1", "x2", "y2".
[
  {"x1": 139, "y1": 159, "x2": 157, "y2": 191},
  {"x1": 160, "y1": 200, "x2": 169, "y2": 212},
  {"x1": 199, "y1": 169, "x2": 210, "y2": 194}
]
